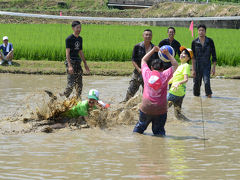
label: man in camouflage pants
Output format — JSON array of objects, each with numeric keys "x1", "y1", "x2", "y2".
[
  {"x1": 122, "y1": 29, "x2": 158, "y2": 102},
  {"x1": 62, "y1": 21, "x2": 90, "y2": 98}
]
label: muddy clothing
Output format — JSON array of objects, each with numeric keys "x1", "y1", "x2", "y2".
[
  {"x1": 133, "y1": 110, "x2": 167, "y2": 136},
  {"x1": 140, "y1": 63, "x2": 173, "y2": 116},
  {"x1": 132, "y1": 41, "x2": 157, "y2": 73},
  {"x1": 126, "y1": 70, "x2": 144, "y2": 98},
  {"x1": 64, "y1": 100, "x2": 96, "y2": 118},
  {"x1": 64, "y1": 34, "x2": 83, "y2": 98},
  {"x1": 158, "y1": 38, "x2": 181, "y2": 70},
  {"x1": 168, "y1": 93, "x2": 184, "y2": 119},
  {"x1": 124, "y1": 42, "x2": 157, "y2": 101},
  {"x1": 191, "y1": 37, "x2": 217, "y2": 96},
  {"x1": 66, "y1": 34, "x2": 82, "y2": 61},
  {"x1": 63, "y1": 61, "x2": 83, "y2": 98}
]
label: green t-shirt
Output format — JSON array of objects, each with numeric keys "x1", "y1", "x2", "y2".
[
  {"x1": 64, "y1": 100, "x2": 96, "y2": 118},
  {"x1": 169, "y1": 63, "x2": 190, "y2": 97}
]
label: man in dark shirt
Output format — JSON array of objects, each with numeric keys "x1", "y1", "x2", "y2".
[
  {"x1": 158, "y1": 27, "x2": 181, "y2": 70},
  {"x1": 191, "y1": 24, "x2": 217, "y2": 98},
  {"x1": 122, "y1": 29, "x2": 157, "y2": 102},
  {"x1": 61, "y1": 21, "x2": 90, "y2": 98}
]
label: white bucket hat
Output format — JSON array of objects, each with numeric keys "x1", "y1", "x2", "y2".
[{"x1": 3, "y1": 36, "x2": 8, "y2": 41}]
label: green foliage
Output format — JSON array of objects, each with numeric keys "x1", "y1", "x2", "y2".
[{"x1": 0, "y1": 24, "x2": 239, "y2": 66}]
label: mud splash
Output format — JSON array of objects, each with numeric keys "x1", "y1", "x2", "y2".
[{"x1": 0, "y1": 90, "x2": 141, "y2": 134}]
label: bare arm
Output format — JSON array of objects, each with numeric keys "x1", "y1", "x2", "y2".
[
  {"x1": 79, "y1": 50, "x2": 90, "y2": 74},
  {"x1": 162, "y1": 49, "x2": 178, "y2": 72},
  {"x1": 66, "y1": 48, "x2": 73, "y2": 74},
  {"x1": 173, "y1": 74, "x2": 189, "y2": 89},
  {"x1": 141, "y1": 46, "x2": 159, "y2": 67},
  {"x1": 132, "y1": 61, "x2": 141, "y2": 73},
  {"x1": 212, "y1": 61, "x2": 216, "y2": 76}
]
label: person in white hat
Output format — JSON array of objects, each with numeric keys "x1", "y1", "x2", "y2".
[
  {"x1": 62, "y1": 89, "x2": 109, "y2": 118},
  {"x1": 0, "y1": 36, "x2": 14, "y2": 65}
]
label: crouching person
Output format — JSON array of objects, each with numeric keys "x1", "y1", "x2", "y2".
[
  {"x1": 0, "y1": 36, "x2": 14, "y2": 66},
  {"x1": 133, "y1": 46, "x2": 178, "y2": 136}
]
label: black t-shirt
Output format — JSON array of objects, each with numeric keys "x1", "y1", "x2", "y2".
[
  {"x1": 158, "y1": 38, "x2": 181, "y2": 70},
  {"x1": 66, "y1": 34, "x2": 82, "y2": 61},
  {"x1": 132, "y1": 41, "x2": 158, "y2": 73},
  {"x1": 158, "y1": 38, "x2": 181, "y2": 57}
]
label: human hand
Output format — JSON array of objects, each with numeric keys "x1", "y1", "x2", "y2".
[
  {"x1": 138, "y1": 68, "x2": 142, "y2": 74},
  {"x1": 211, "y1": 66, "x2": 216, "y2": 76},
  {"x1": 68, "y1": 65, "x2": 74, "y2": 74},
  {"x1": 161, "y1": 48, "x2": 169, "y2": 55},
  {"x1": 173, "y1": 82, "x2": 181, "y2": 90},
  {"x1": 153, "y1": 46, "x2": 160, "y2": 52},
  {"x1": 85, "y1": 64, "x2": 90, "y2": 74},
  {"x1": 192, "y1": 70, "x2": 196, "y2": 78}
]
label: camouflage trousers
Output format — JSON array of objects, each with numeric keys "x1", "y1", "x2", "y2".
[
  {"x1": 63, "y1": 61, "x2": 83, "y2": 98},
  {"x1": 124, "y1": 70, "x2": 144, "y2": 102}
]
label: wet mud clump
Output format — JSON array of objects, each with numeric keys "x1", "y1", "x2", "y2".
[{"x1": 0, "y1": 91, "x2": 141, "y2": 135}]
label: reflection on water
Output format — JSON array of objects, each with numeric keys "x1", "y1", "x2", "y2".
[{"x1": 0, "y1": 74, "x2": 240, "y2": 179}]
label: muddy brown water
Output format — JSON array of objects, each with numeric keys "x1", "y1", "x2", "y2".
[{"x1": 0, "y1": 73, "x2": 240, "y2": 179}]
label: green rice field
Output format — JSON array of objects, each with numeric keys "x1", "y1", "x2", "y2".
[{"x1": 0, "y1": 24, "x2": 239, "y2": 66}]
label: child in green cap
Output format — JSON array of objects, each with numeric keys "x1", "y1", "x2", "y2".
[{"x1": 63, "y1": 89, "x2": 109, "y2": 118}]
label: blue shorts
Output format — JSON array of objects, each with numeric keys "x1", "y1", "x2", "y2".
[
  {"x1": 133, "y1": 110, "x2": 167, "y2": 136},
  {"x1": 167, "y1": 93, "x2": 184, "y2": 102},
  {"x1": 167, "y1": 93, "x2": 184, "y2": 108}
]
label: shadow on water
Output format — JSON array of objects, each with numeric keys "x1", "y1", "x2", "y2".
[
  {"x1": 140, "y1": 132, "x2": 208, "y2": 140},
  {"x1": 204, "y1": 96, "x2": 240, "y2": 101},
  {"x1": 187, "y1": 119, "x2": 223, "y2": 124}
]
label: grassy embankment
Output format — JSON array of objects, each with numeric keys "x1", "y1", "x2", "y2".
[
  {"x1": 0, "y1": 0, "x2": 239, "y2": 18},
  {"x1": 0, "y1": 24, "x2": 239, "y2": 66},
  {"x1": 0, "y1": 1, "x2": 239, "y2": 78}
]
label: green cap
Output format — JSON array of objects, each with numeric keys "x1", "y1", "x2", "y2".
[{"x1": 88, "y1": 89, "x2": 99, "y2": 101}]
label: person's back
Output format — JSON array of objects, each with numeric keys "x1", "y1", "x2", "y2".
[
  {"x1": 133, "y1": 46, "x2": 178, "y2": 136},
  {"x1": 140, "y1": 62, "x2": 173, "y2": 115}
]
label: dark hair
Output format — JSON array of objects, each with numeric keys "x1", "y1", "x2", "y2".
[
  {"x1": 197, "y1": 24, "x2": 207, "y2": 31},
  {"x1": 182, "y1": 49, "x2": 191, "y2": 61},
  {"x1": 144, "y1": 29, "x2": 152, "y2": 33},
  {"x1": 168, "y1": 27, "x2": 176, "y2": 33},
  {"x1": 151, "y1": 59, "x2": 164, "y2": 71},
  {"x1": 72, "y1": 21, "x2": 81, "y2": 27}
]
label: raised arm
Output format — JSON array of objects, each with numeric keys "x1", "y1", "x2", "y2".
[
  {"x1": 161, "y1": 48, "x2": 178, "y2": 72},
  {"x1": 141, "y1": 46, "x2": 159, "y2": 67}
]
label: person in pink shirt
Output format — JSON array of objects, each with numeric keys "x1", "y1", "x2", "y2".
[{"x1": 133, "y1": 46, "x2": 178, "y2": 136}]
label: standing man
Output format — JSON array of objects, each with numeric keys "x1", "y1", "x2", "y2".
[
  {"x1": 158, "y1": 27, "x2": 181, "y2": 70},
  {"x1": 0, "y1": 36, "x2": 14, "y2": 66},
  {"x1": 61, "y1": 21, "x2": 90, "y2": 99},
  {"x1": 191, "y1": 24, "x2": 217, "y2": 98},
  {"x1": 122, "y1": 29, "x2": 157, "y2": 102}
]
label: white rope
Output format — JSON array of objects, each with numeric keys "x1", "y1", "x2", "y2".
[{"x1": 0, "y1": 11, "x2": 239, "y2": 22}]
